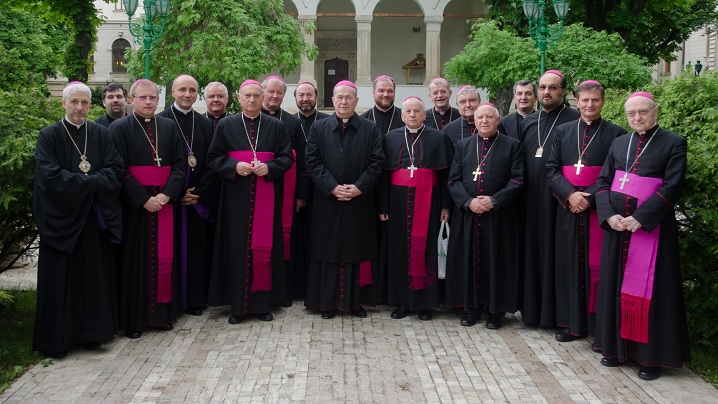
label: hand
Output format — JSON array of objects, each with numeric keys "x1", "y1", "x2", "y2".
[
  {"x1": 182, "y1": 188, "x2": 199, "y2": 206},
  {"x1": 568, "y1": 191, "x2": 591, "y2": 214},
  {"x1": 295, "y1": 199, "x2": 307, "y2": 213},
  {"x1": 252, "y1": 162, "x2": 269, "y2": 177},
  {"x1": 477, "y1": 195, "x2": 494, "y2": 212},
  {"x1": 332, "y1": 184, "x2": 361, "y2": 201},
  {"x1": 143, "y1": 196, "x2": 163, "y2": 212},
  {"x1": 236, "y1": 162, "x2": 253, "y2": 176},
  {"x1": 468, "y1": 198, "x2": 485, "y2": 214},
  {"x1": 155, "y1": 193, "x2": 170, "y2": 205},
  {"x1": 619, "y1": 216, "x2": 643, "y2": 233},
  {"x1": 440, "y1": 208, "x2": 450, "y2": 222},
  {"x1": 607, "y1": 214, "x2": 627, "y2": 232},
  {"x1": 379, "y1": 213, "x2": 389, "y2": 221}
]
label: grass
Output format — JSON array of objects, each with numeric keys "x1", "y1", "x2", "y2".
[
  {"x1": 0, "y1": 289, "x2": 42, "y2": 394},
  {"x1": 689, "y1": 346, "x2": 718, "y2": 388}
]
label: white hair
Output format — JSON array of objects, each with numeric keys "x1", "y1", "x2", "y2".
[{"x1": 63, "y1": 82, "x2": 91, "y2": 100}]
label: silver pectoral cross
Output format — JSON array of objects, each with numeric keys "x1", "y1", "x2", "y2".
[
  {"x1": 472, "y1": 167, "x2": 482, "y2": 181},
  {"x1": 408, "y1": 164, "x2": 417, "y2": 178},
  {"x1": 574, "y1": 158, "x2": 585, "y2": 175},
  {"x1": 251, "y1": 154, "x2": 261, "y2": 166},
  {"x1": 619, "y1": 172, "x2": 630, "y2": 190},
  {"x1": 154, "y1": 154, "x2": 162, "y2": 167}
]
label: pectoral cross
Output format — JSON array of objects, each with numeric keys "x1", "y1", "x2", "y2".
[
  {"x1": 472, "y1": 167, "x2": 482, "y2": 181},
  {"x1": 619, "y1": 172, "x2": 630, "y2": 190},
  {"x1": 574, "y1": 158, "x2": 585, "y2": 175},
  {"x1": 251, "y1": 154, "x2": 261, "y2": 166},
  {"x1": 408, "y1": 164, "x2": 417, "y2": 178},
  {"x1": 154, "y1": 153, "x2": 162, "y2": 167}
]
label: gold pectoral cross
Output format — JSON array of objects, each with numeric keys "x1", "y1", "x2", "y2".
[{"x1": 154, "y1": 154, "x2": 162, "y2": 167}]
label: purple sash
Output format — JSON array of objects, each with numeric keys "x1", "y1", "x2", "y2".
[
  {"x1": 611, "y1": 170, "x2": 663, "y2": 343},
  {"x1": 282, "y1": 150, "x2": 297, "y2": 260},
  {"x1": 228, "y1": 150, "x2": 275, "y2": 292},
  {"x1": 391, "y1": 168, "x2": 440, "y2": 290},
  {"x1": 562, "y1": 165, "x2": 602, "y2": 313},
  {"x1": 129, "y1": 166, "x2": 173, "y2": 303}
]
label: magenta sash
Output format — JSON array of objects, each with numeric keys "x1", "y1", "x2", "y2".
[
  {"x1": 129, "y1": 166, "x2": 173, "y2": 303},
  {"x1": 391, "y1": 168, "x2": 440, "y2": 290},
  {"x1": 562, "y1": 165, "x2": 603, "y2": 313},
  {"x1": 611, "y1": 170, "x2": 663, "y2": 343},
  {"x1": 282, "y1": 150, "x2": 297, "y2": 260},
  {"x1": 359, "y1": 260, "x2": 372, "y2": 287},
  {"x1": 228, "y1": 150, "x2": 275, "y2": 292}
]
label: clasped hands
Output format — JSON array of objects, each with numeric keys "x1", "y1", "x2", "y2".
[
  {"x1": 332, "y1": 184, "x2": 361, "y2": 201},
  {"x1": 469, "y1": 196, "x2": 493, "y2": 214},
  {"x1": 236, "y1": 161, "x2": 269, "y2": 177},
  {"x1": 607, "y1": 214, "x2": 643, "y2": 232},
  {"x1": 568, "y1": 191, "x2": 591, "y2": 214},
  {"x1": 143, "y1": 193, "x2": 170, "y2": 212}
]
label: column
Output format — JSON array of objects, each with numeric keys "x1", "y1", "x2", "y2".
[
  {"x1": 356, "y1": 15, "x2": 373, "y2": 85},
  {"x1": 298, "y1": 15, "x2": 317, "y2": 83},
  {"x1": 424, "y1": 16, "x2": 443, "y2": 84}
]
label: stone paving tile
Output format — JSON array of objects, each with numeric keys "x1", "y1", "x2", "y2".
[{"x1": 2, "y1": 265, "x2": 718, "y2": 403}]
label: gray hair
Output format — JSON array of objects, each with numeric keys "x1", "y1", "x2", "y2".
[
  {"x1": 261, "y1": 77, "x2": 287, "y2": 93},
  {"x1": 63, "y1": 82, "x2": 91, "y2": 100},
  {"x1": 205, "y1": 81, "x2": 229, "y2": 97},
  {"x1": 513, "y1": 79, "x2": 537, "y2": 95},
  {"x1": 402, "y1": 97, "x2": 425, "y2": 110}
]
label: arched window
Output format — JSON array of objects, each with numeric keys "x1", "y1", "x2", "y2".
[{"x1": 112, "y1": 38, "x2": 131, "y2": 73}]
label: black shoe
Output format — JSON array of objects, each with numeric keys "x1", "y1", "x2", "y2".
[
  {"x1": 228, "y1": 315, "x2": 244, "y2": 324},
  {"x1": 185, "y1": 307, "x2": 203, "y2": 316},
  {"x1": 321, "y1": 309, "x2": 337, "y2": 319},
  {"x1": 255, "y1": 312, "x2": 274, "y2": 321},
  {"x1": 351, "y1": 306, "x2": 367, "y2": 318},
  {"x1": 600, "y1": 357, "x2": 622, "y2": 367},
  {"x1": 125, "y1": 330, "x2": 142, "y2": 339},
  {"x1": 391, "y1": 305, "x2": 410, "y2": 319},
  {"x1": 44, "y1": 350, "x2": 68, "y2": 359},
  {"x1": 555, "y1": 328, "x2": 582, "y2": 342},
  {"x1": 418, "y1": 310, "x2": 432, "y2": 321},
  {"x1": 638, "y1": 366, "x2": 662, "y2": 381},
  {"x1": 151, "y1": 323, "x2": 173, "y2": 331},
  {"x1": 283, "y1": 300, "x2": 293, "y2": 308},
  {"x1": 460, "y1": 312, "x2": 477, "y2": 327},
  {"x1": 79, "y1": 341, "x2": 101, "y2": 350},
  {"x1": 486, "y1": 315, "x2": 503, "y2": 330}
]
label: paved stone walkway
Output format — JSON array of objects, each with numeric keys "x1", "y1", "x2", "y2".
[{"x1": 1, "y1": 265, "x2": 716, "y2": 403}]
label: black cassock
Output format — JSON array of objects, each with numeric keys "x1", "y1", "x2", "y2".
[
  {"x1": 519, "y1": 104, "x2": 580, "y2": 326},
  {"x1": 361, "y1": 105, "x2": 402, "y2": 304},
  {"x1": 379, "y1": 125, "x2": 452, "y2": 310},
  {"x1": 547, "y1": 118, "x2": 626, "y2": 337},
  {"x1": 292, "y1": 110, "x2": 330, "y2": 298},
  {"x1": 110, "y1": 114, "x2": 186, "y2": 332},
  {"x1": 424, "y1": 107, "x2": 460, "y2": 130},
  {"x1": 441, "y1": 117, "x2": 476, "y2": 146},
  {"x1": 445, "y1": 133, "x2": 523, "y2": 313},
  {"x1": 304, "y1": 114, "x2": 384, "y2": 311},
  {"x1": 158, "y1": 106, "x2": 215, "y2": 312},
  {"x1": 594, "y1": 126, "x2": 690, "y2": 368},
  {"x1": 95, "y1": 113, "x2": 122, "y2": 128},
  {"x1": 499, "y1": 110, "x2": 534, "y2": 141},
  {"x1": 206, "y1": 113, "x2": 293, "y2": 315},
  {"x1": 33, "y1": 120, "x2": 123, "y2": 356}
]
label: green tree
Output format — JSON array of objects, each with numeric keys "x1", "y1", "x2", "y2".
[
  {"x1": 486, "y1": 0, "x2": 718, "y2": 65},
  {"x1": 125, "y1": 0, "x2": 317, "y2": 106},
  {"x1": 443, "y1": 21, "x2": 651, "y2": 114}
]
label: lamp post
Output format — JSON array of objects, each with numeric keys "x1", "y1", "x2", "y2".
[
  {"x1": 124, "y1": 0, "x2": 171, "y2": 79},
  {"x1": 522, "y1": 0, "x2": 570, "y2": 76}
]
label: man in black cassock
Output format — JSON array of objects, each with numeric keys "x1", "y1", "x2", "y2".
[
  {"x1": 305, "y1": 80, "x2": 384, "y2": 319},
  {"x1": 380, "y1": 96, "x2": 452, "y2": 321},
  {"x1": 95, "y1": 82, "x2": 127, "y2": 128},
  {"x1": 445, "y1": 103, "x2": 523, "y2": 329},
  {"x1": 441, "y1": 85, "x2": 481, "y2": 145},
  {"x1": 360, "y1": 75, "x2": 402, "y2": 305},
  {"x1": 593, "y1": 91, "x2": 690, "y2": 381},
  {"x1": 204, "y1": 81, "x2": 231, "y2": 128},
  {"x1": 207, "y1": 80, "x2": 293, "y2": 324},
  {"x1": 498, "y1": 80, "x2": 536, "y2": 140},
  {"x1": 547, "y1": 80, "x2": 626, "y2": 343},
  {"x1": 33, "y1": 82, "x2": 123, "y2": 358},
  {"x1": 261, "y1": 75, "x2": 305, "y2": 306},
  {"x1": 110, "y1": 79, "x2": 186, "y2": 339},
  {"x1": 292, "y1": 80, "x2": 330, "y2": 298},
  {"x1": 519, "y1": 70, "x2": 580, "y2": 327},
  {"x1": 424, "y1": 78, "x2": 459, "y2": 130},
  {"x1": 157, "y1": 74, "x2": 215, "y2": 316}
]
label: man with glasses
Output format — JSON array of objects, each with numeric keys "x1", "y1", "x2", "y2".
[
  {"x1": 424, "y1": 77, "x2": 459, "y2": 130},
  {"x1": 499, "y1": 80, "x2": 536, "y2": 140},
  {"x1": 110, "y1": 79, "x2": 186, "y2": 339},
  {"x1": 441, "y1": 85, "x2": 481, "y2": 145},
  {"x1": 519, "y1": 70, "x2": 580, "y2": 328},
  {"x1": 593, "y1": 91, "x2": 689, "y2": 381}
]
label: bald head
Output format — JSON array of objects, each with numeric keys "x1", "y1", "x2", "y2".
[{"x1": 171, "y1": 74, "x2": 199, "y2": 110}]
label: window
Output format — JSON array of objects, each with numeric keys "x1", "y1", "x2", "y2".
[
  {"x1": 112, "y1": 38, "x2": 131, "y2": 73},
  {"x1": 115, "y1": 1, "x2": 125, "y2": 11}
]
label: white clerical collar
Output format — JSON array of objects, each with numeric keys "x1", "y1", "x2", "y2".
[
  {"x1": 173, "y1": 103, "x2": 192, "y2": 114},
  {"x1": 342, "y1": 118, "x2": 349, "y2": 123},
  {"x1": 434, "y1": 107, "x2": 448, "y2": 116},
  {"x1": 243, "y1": 112, "x2": 260, "y2": 119},
  {"x1": 518, "y1": 110, "x2": 532, "y2": 118},
  {"x1": 583, "y1": 119, "x2": 593, "y2": 126},
  {"x1": 64, "y1": 116, "x2": 85, "y2": 129},
  {"x1": 408, "y1": 126, "x2": 421, "y2": 134}
]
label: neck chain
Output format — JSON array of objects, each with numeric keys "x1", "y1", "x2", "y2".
[
  {"x1": 170, "y1": 108, "x2": 197, "y2": 171},
  {"x1": 296, "y1": 110, "x2": 318, "y2": 141},
  {"x1": 618, "y1": 127, "x2": 658, "y2": 190},
  {"x1": 461, "y1": 118, "x2": 477, "y2": 140},
  {"x1": 242, "y1": 113, "x2": 262, "y2": 165},
  {"x1": 573, "y1": 119, "x2": 604, "y2": 175},
  {"x1": 433, "y1": 107, "x2": 453, "y2": 129},
  {"x1": 61, "y1": 119, "x2": 91, "y2": 174},
  {"x1": 535, "y1": 104, "x2": 565, "y2": 157},
  {"x1": 404, "y1": 125, "x2": 424, "y2": 177},
  {"x1": 473, "y1": 133, "x2": 499, "y2": 181},
  {"x1": 372, "y1": 105, "x2": 395, "y2": 134},
  {"x1": 133, "y1": 113, "x2": 162, "y2": 167}
]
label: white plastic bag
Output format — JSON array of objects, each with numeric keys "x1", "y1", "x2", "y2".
[{"x1": 437, "y1": 220, "x2": 450, "y2": 279}]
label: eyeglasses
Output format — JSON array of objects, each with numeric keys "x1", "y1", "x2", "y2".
[
  {"x1": 134, "y1": 95, "x2": 158, "y2": 102},
  {"x1": 625, "y1": 105, "x2": 656, "y2": 118}
]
